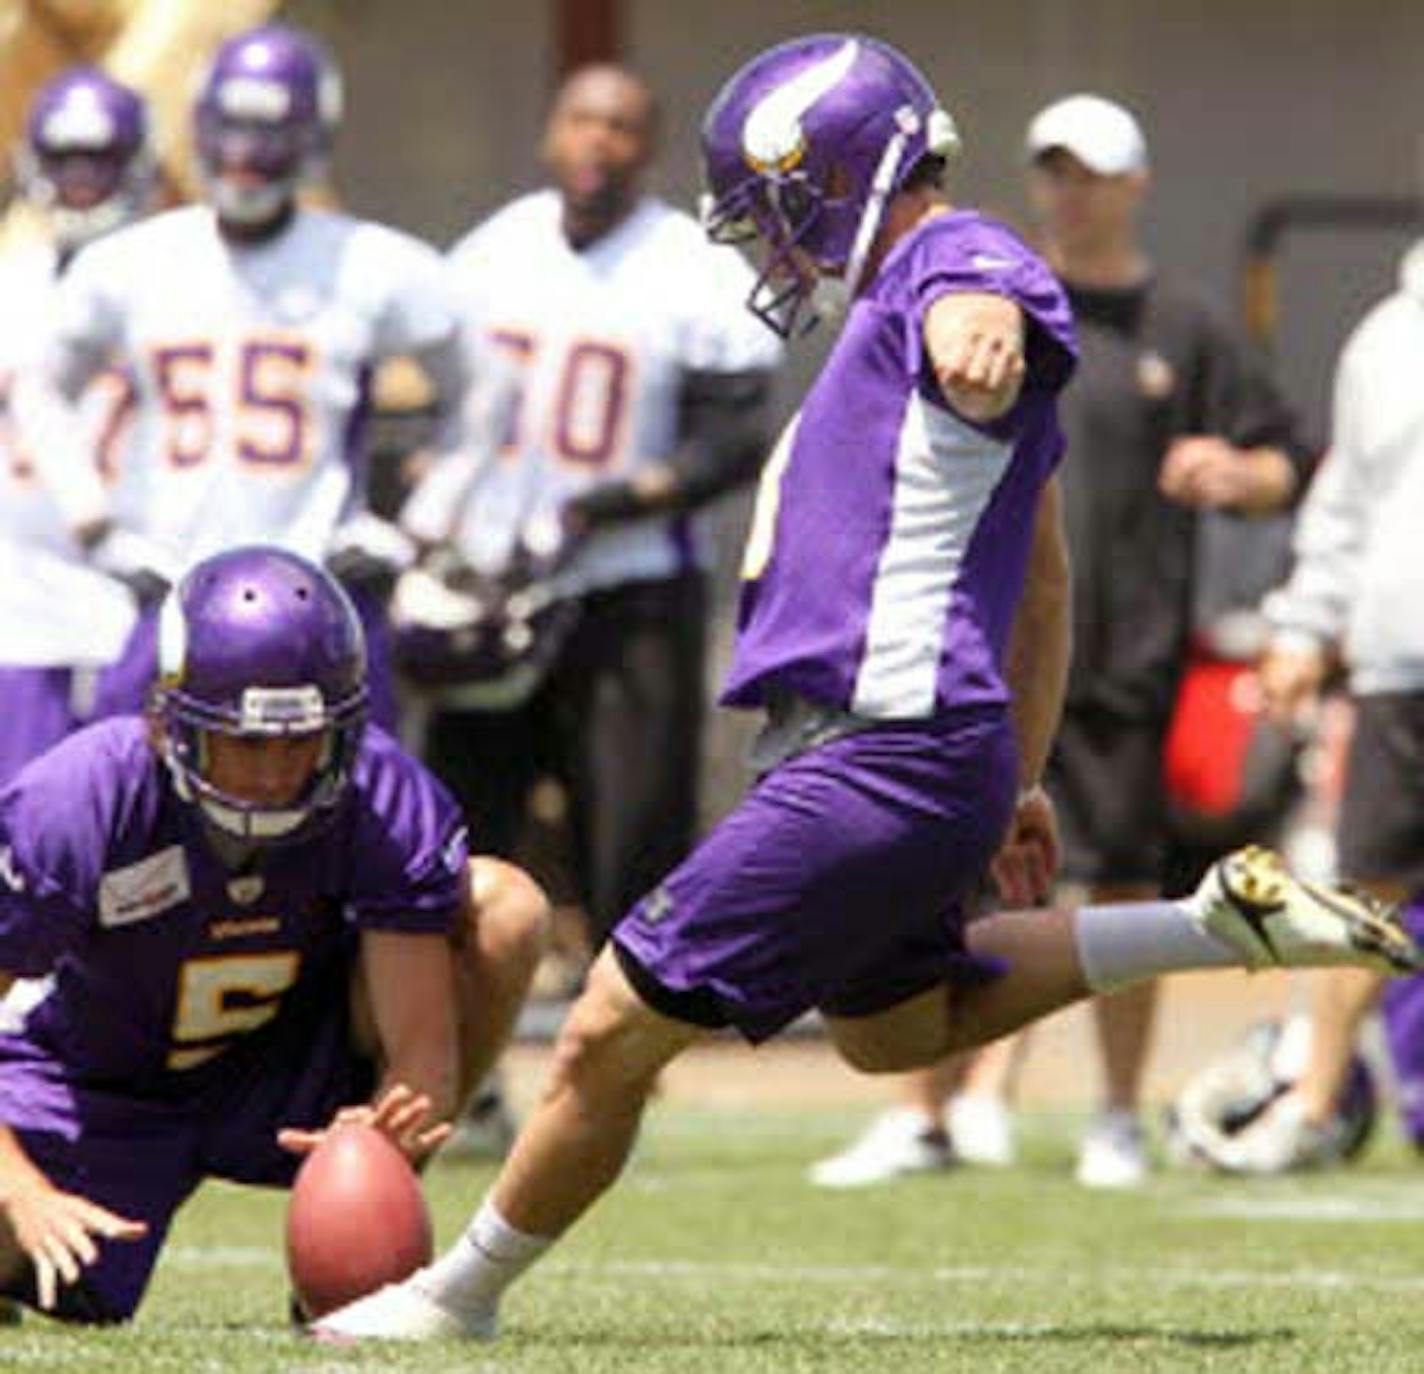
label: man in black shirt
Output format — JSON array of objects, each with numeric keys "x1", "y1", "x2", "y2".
[{"x1": 810, "y1": 93, "x2": 1312, "y2": 1192}]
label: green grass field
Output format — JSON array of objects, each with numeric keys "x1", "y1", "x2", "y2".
[{"x1": 8, "y1": 1104, "x2": 1424, "y2": 1373}]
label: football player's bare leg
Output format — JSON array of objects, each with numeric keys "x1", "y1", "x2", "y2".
[
  {"x1": 491, "y1": 947, "x2": 704, "y2": 1234},
  {"x1": 451, "y1": 858, "x2": 551, "y2": 1103},
  {"x1": 825, "y1": 905, "x2": 1089, "y2": 1072}
]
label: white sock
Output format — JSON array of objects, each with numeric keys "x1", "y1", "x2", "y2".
[
  {"x1": 1074, "y1": 898, "x2": 1238, "y2": 992},
  {"x1": 415, "y1": 1197, "x2": 552, "y2": 1314}
]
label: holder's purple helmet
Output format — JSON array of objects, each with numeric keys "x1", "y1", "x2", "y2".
[
  {"x1": 153, "y1": 546, "x2": 368, "y2": 844},
  {"x1": 701, "y1": 34, "x2": 960, "y2": 337},
  {"x1": 194, "y1": 23, "x2": 343, "y2": 227},
  {"x1": 19, "y1": 67, "x2": 151, "y2": 251}
]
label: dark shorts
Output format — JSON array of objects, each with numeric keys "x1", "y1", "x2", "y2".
[
  {"x1": 0, "y1": 976, "x2": 372, "y2": 1322},
  {"x1": 1338, "y1": 693, "x2": 1424, "y2": 889},
  {"x1": 612, "y1": 708, "x2": 1017, "y2": 1044},
  {"x1": 1046, "y1": 706, "x2": 1169, "y2": 886}
]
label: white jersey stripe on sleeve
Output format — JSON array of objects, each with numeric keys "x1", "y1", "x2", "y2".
[{"x1": 851, "y1": 395, "x2": 1010, "y2": 718}]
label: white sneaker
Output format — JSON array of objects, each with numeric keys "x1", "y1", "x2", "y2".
[
  {"x1": 946, "y1": 1094, "x2": 1017, "y2": 1167},
  {"x1": 1193, "y1": 845, "x2": 1420, "y2": 974},
  {"x1": 310, "y1": 1274, "x2": 495, "y2": 1344},
  {"x1": 808, "y1": 1109, "x2": 953, "y2": 1188},
  {"x1": 1076, "y1": 1109, "x2": 1150, "y2": 1190}
]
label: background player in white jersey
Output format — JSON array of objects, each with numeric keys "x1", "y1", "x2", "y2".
[
  {"x1": 398, "y1": 64, "x2": 781, "y2": 960},
  {"x1": 15, "y1": 23, "x2": 476, "y2": 732},
  {"x1": 0, "y1": 67, "x2": 152, "y2": 784}
]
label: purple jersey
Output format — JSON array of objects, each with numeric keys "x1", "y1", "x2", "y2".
[
  {"x1": 724, "y1": 212, "x2": 1076, "y2": 717},
  {"x1": 0, "y1": 717, "x2": 467, "y2": 1091}
]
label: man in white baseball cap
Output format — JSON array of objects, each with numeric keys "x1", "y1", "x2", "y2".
[{"x1": 1025, "y1": 93, "x2": 1149, "y2": 177}]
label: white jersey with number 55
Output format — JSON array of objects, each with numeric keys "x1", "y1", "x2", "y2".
[
  {"x1": 0, "y1": 243, "x2": 136, "y2": 666},
  {"x1": 445, "y1": 191, "x2": 780, "y2": 592},
  {"x1": 44, "y1": 204, "x2": 459, "y2": 568}
]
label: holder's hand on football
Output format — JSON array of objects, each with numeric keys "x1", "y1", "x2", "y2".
[
  {"x1": 2, "y1": 1173, "x2": 147, "y2": 1311},
  {"x1": 278, "y1": 1084, "x2": 453, "y2": 1167}
]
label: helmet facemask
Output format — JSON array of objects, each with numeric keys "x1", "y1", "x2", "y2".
[{"x1": 157, "y1": 682, "x2": 366, "y2": 845}]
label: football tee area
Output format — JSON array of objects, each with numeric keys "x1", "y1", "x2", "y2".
[{"x1": 9, "y1": 968, "x2": 1424, "y2": 1373}]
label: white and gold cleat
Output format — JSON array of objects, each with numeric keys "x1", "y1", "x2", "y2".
[{"x1": 1194, "y1": 845, "x2": 1421, "y2": 975}]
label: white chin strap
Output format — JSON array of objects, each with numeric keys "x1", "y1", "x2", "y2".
[
  {"x1": 208, "y1": 176, "x2": 294, "y2": 228},
  {"x1": 841, "y1": 105, "x2": 962, "y2": 304},
  {"x1": 841, "y1": 126, "x2": 911, "y2": 303},
  {"x1": 200, "y1": 796, "x2": 308, "y2": 840}
]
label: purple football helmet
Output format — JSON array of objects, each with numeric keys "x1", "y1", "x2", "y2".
[
  {"x1": 194, "y1": 23, "x2": 343, "y2": 227},
  {"x1": 19, "y1": 67, "x2": 151, "y2": 251},
  {"x1": 153, "y1": 546, "x2": 368, "y2": 844},
  {"x1": 701, "y1": 34, "x2": 960, "y2": 336}
]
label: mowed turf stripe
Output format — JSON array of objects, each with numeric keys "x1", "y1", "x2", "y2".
[{"x1": 158, "y1": 1245, "x2": 1424, "y2": 1294}]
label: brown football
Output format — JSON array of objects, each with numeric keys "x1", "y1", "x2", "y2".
[{"x1": 285, "y1": 1122, "x2": 434, "y2": 1320}]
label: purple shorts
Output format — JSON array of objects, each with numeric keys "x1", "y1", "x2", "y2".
[
  {"x1": 0, "y1": 976, "x2": 370, "y2": 1322},
  {"x1": 0, "y1": 667, "x2": 78, "y2": 785},
  {"x1": 1382, "y1": 895, "x2": 1424, "y2": 1145},
  {"x1": 614, "y1": 708, "x2": 1017, "y2": 1043}
]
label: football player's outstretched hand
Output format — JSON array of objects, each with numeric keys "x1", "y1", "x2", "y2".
[{"x1": 2, "y1": 1174, "x2": 147, "y2": 1311}]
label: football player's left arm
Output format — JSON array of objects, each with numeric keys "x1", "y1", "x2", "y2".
[
  {"x1": 561, "y1": 367, "x2": 775, "y2": 535},
  {"x1": 363, "y1": 926, "x2": 460, "y2": 1113},
  {"x1": 277, "y1": 927, "x2": 461, "y2": 1165}
]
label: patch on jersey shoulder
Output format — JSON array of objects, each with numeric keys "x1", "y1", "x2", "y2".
[
  {"x1": 99, "y1": 846, "x2": 191, "y2": 928},
  {"x1": 441, "y1": 826, "x2": 469, "y2": 875}
]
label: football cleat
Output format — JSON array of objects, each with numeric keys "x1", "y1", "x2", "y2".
[
  {"x1": 310, "y1": 1275, "x2": 495, "y2": 1344},
  {"x1": 1194, "y1": 845, "x2": 1422, "y2": 974}
]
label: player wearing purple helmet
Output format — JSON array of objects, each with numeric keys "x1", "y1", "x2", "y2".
[
  {"x1": 18, "y1": 66, "x2": 153, "y2": 258},
  {"x1": 0, "y1": 546, "x2": 548, "y2": 1323},
  {"x1": 314, "y1": 35, "x2": 1420, "y2": 1344},
  {"x1": 0, "y1": 67, "x2": 154, "y2": 786},
  {"x1": 13, "y1": 24, "x2": 483, "y2": 734}
]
